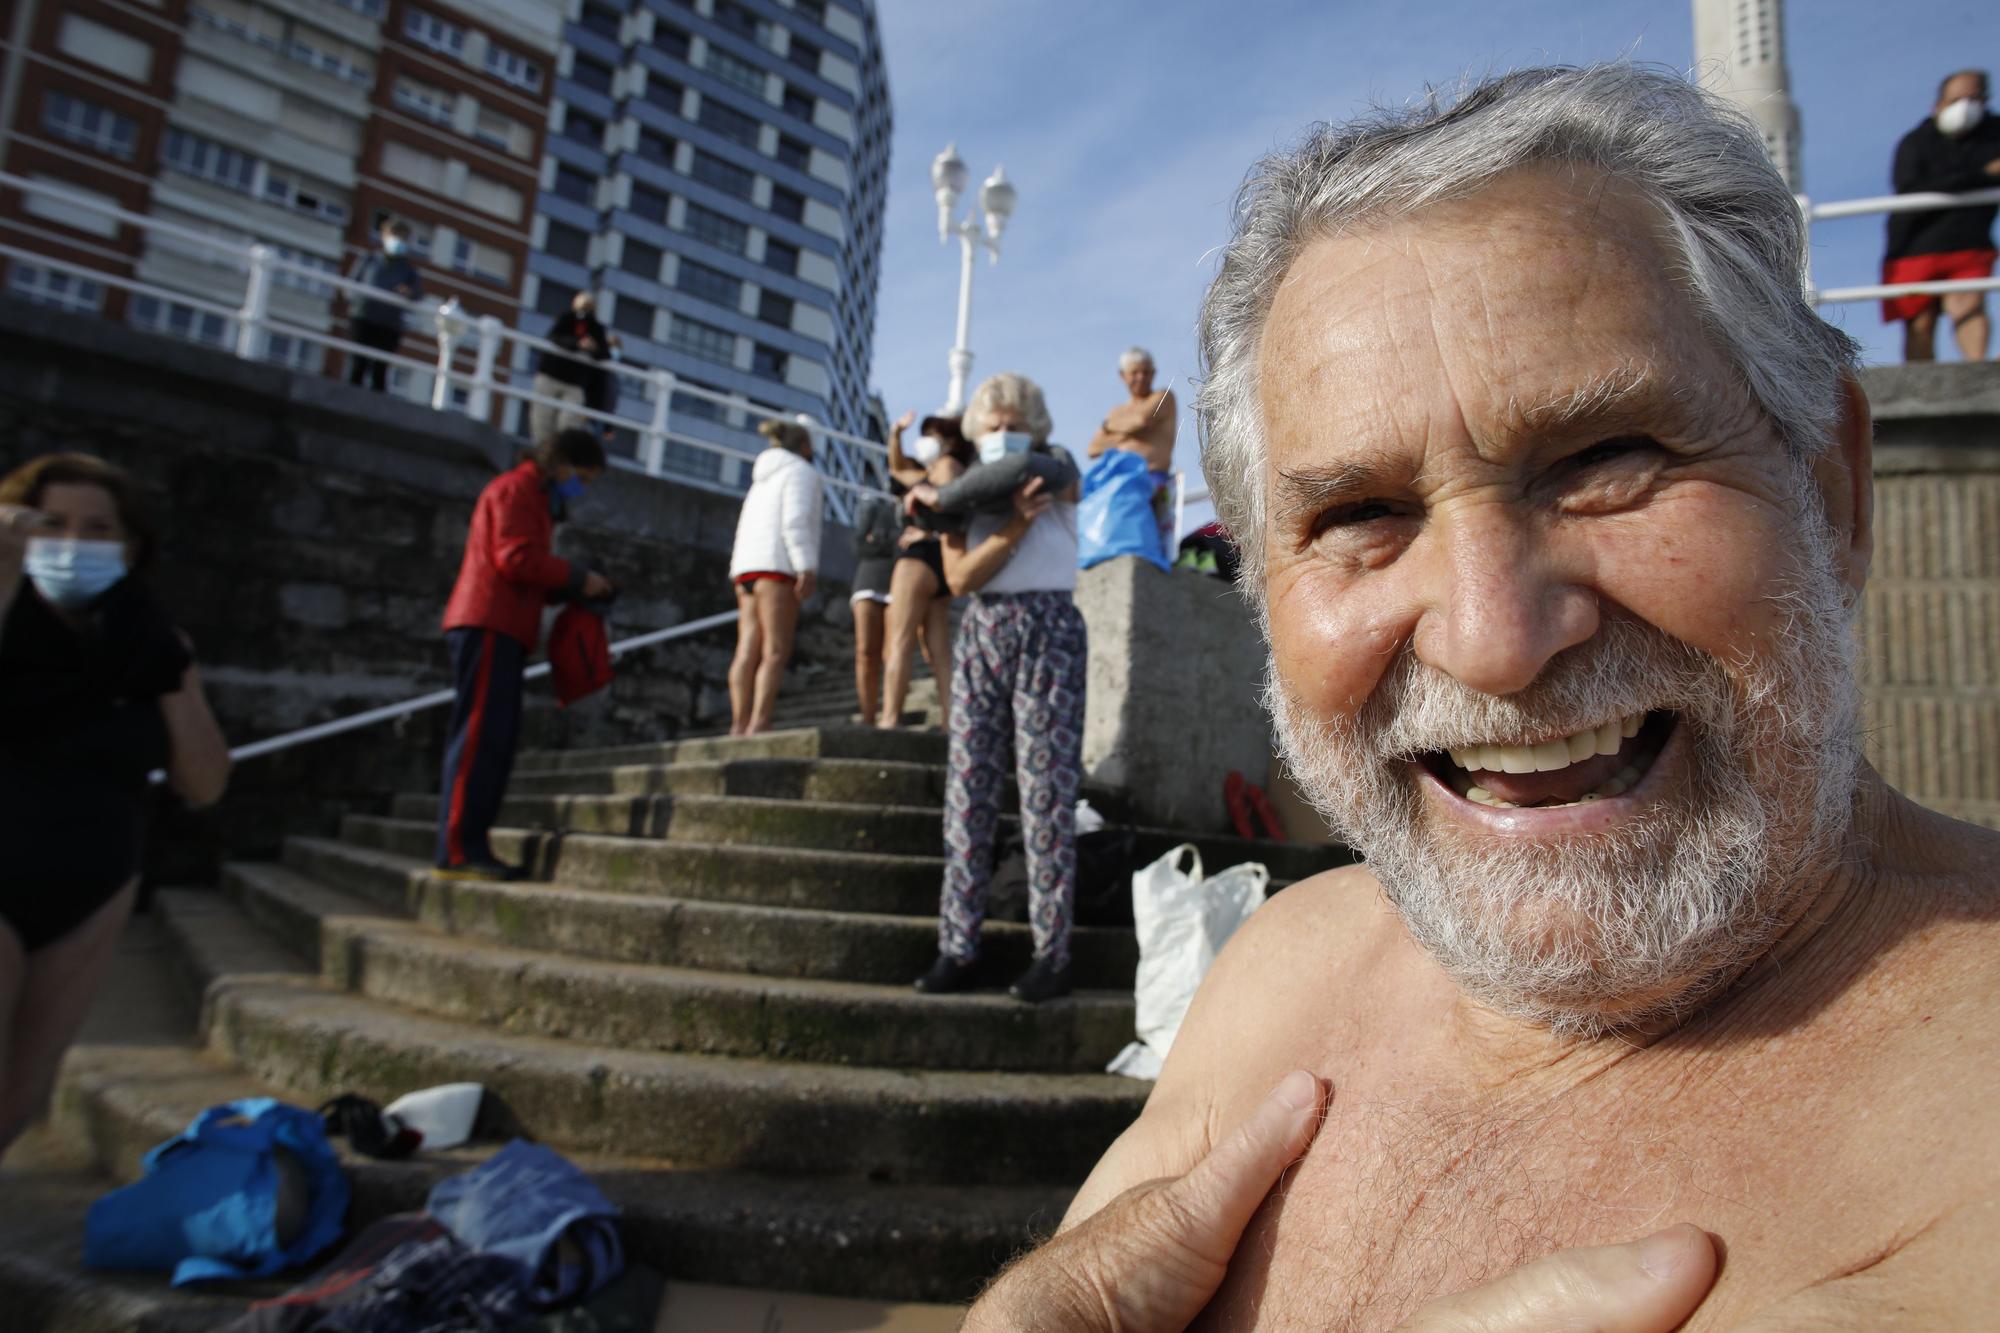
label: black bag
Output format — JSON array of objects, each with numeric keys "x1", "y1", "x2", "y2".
[{"x1": 985, "y1": 826, "x2": 1138, "y2": 928}]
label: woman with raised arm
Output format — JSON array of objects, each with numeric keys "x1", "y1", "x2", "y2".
[{"x1": 877, "y1": 411, "x2": 971, "y2": 729}]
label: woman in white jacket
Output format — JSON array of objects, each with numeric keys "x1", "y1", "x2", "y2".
[{"x1": 727, "y1": 419, "x2": 823, "y2": 734}]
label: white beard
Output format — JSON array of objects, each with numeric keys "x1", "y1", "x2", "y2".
[{"x1": 1268, "y1": 513, "x2": 1862, "y2": 1036}]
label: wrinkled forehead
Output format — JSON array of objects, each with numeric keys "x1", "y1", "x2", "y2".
[{"x1": 1256, "y1": 167, "x2": 1731, "y2": 476}]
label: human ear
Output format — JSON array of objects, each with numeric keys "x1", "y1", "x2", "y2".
[{"x1": 1808, "y1": 372, "x2": 1874, "y2": 602}]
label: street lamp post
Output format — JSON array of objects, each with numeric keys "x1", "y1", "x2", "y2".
[{"x1": 930, "y1": 143, "x2": 1017, "y2": 413}]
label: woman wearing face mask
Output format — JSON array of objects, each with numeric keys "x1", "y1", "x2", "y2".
[
  {"x1": 877, "y1": 411, "x2": 972, "y2": 729},
  {"x1": 0, "y1": 453, "x2": 230, "y2": 1155},
  {"x1": 903, "y1": 373, "x2": 1086, "y2": 1004},
  {"x1": 728, "y1": 418, "x2": 824, "y2": 736}
]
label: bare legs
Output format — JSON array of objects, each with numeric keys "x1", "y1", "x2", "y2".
[
  {"x1": 1904, "y1": 294, "x2": 1991, "y2": 363},
  {"x1": 852, "y1": 598, "x2": 886, "y2": 724},
  {"x1": 0, "y1": 878, "x2": 138, "y2": 1157},
  {"x1": 921, "y1": 592, "x2": 954, "y2": 731},
  {"x1": 728, "y1": 581, "x2": 759, "y2": 736},
  {"x1": 880, "y1": 557, "x2": 943, "y2": 727},
  {"x1": 747, "y1": 579, "x2": 800, "y2": 734}
]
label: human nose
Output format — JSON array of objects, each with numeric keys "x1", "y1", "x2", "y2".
[{"x1": 1411, "y1": 505, "x2": 1598, "y2": 697}]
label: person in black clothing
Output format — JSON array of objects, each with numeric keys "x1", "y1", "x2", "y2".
[
  {"x1": 346, "y1": 219, "x2": 423, "y2": 391},
  {"x1": 532, "y1": 291, "x2": 619, "y2": 442},
  {"x1": 849, "y1": 486, "x2": 903, "y2": 723},
  {"x1": 1883, "y1": 69, "x2": 2000, "y2": 362},
  {"x1": 0, "y1": 453, "x2": 230, "y2": 1156}
]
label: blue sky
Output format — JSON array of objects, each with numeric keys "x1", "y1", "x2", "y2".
[{"x1": 863, "y1": 0, "x2": 1999, "y2": 516}]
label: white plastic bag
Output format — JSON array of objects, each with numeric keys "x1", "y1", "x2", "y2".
[
  {"x1": 383, "y1": 1082, "x2": 484, "y2": 1151},
  {"x1": 1108, "y1": 845, "x2": 1268, "y2": 1080}
]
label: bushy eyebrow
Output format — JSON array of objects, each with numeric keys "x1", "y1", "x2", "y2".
[
  {"x1": 1271, "y1": 452, "x2": 1408, "y2": 528},
  {"x1": 1507, "y1": 362, "x2": 1686, "y2": 437}
]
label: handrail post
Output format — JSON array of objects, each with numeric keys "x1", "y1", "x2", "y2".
[
  {"x1": 468, "y1": 315, "x2": 502, "y2": 422},
  {"x1": 1796, "y1": 192, "x2": 1817, "y2": 303},
  {"x1": 235, "y1": 243, "x2": 273, "y2": 361},
  {"x1": 1173, "y1": 470, "x2": 1186, "y2": 552},
  {"x1": 431, "y1": 298, "x2": 464, "y2": 410},
  {"x1": 643, "y1": 368, "x2": 674, "y2": 474}
]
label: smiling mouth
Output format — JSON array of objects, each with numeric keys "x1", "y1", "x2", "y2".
[{"x1": 1415, "y1": 711, "x2": 1677, "y2": 810}]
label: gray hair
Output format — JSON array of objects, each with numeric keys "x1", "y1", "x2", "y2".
[
  {"x1": 1119, "y1": 346, "x2": 1154, "y2": 371},
  {"x1": 1196, "y1": 64, "x2": 1860, "y2": 591},
  {"x1": 965, "y1": 371, "x2": 1054, "y2": 443}
]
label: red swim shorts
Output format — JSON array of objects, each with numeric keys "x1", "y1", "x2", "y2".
[
  {"x1": 1881, "y1": 248, "x2": 1997, "y2": 323},
  {"x1": 734, "y1": 570, "x2": 792, "y2": 587}
]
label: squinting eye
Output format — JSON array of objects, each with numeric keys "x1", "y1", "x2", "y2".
[
  {"x1": 1569, "y1": 437, "x2": 1656, "y2": 470},
  {"x1": 1316, "y1": 500, "x2": 1399, "y2": 531}
]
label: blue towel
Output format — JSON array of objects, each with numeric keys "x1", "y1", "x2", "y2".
[
  {"x1": 426, "y1": 1140, "x2": 623, "y2": 1308},
  {"x1": 85, "y1": 1098, "x2": 349, "y2": 1286}
]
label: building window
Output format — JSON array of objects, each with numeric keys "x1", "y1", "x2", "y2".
[
  {"x1": 629, "y1": 184, "x2": 670, "y2": 223},
  {"x1": 750, "y1": 343, "x2": 787, "y2": 381},
  {"x1": 769, "y1": 185, "x2": 804, "y2": 222},
  {"x1": 535, "y1": 280, "x2": 574, "y2": 318},
  {"x1": 545, "y1": 220, "x2": 591, "y2": 264},
  {"x1": 553, "y1": 165, "x2": 595, "y2": 204},
  {"x1": 485, "y1": 45, "x2": 544, "y2": 92},
  {"x1": 637, "y1": 129, "x2": 676, "y2": 163},
  {"x1": 677, "y1": 258, "x2": 741, "y2": 309},
  {"x1": 271, "y1": 246, "x2": 339, "y2": 297},
  {"x1": 474, "y1": 109, "x2": 533, "y2": 158},
  {"x1": 682, "y1": 202, "x2": 748, "y2": 253},
  {"x1": 285, "y1": 32, "x2": 373, "y2": 87},
  {"x1": 756, "y1": 289, "x2": 793, "y2": 328},
  {"x1": 691, "y1": 150, "x2": 755, "y2": 200},
  {"x1": 711, "y1": 1, "x2": 760, "y2": 40},
  {"x1": 672, "y1": 381, "x2": 725, "y2": 422},
  {"x1": 663, "y1": 439, "x2": 723, "y2": 482},
  {"x1": 263, "y1": 170, "x2": 349, "y2": 223},
  {"x1": 465, "y1": 173, "x2": 524, "y2": 221},
  {"x1": 697, "y1": 98, "x2": 762, "y2": 149},
  {"x1": 265, "y1": 333, "x2": 324, "y2": 373},
  {"x1": 622, "y1": 237, "x2": 663, "y2": 279},
  {"x1": 190, "y1": 2, "x2": 282, "y2": 52},
  {"x1": 794, "y1": 0, "x2": 827, "y2": 21},
  {"x1": 786, "y1": 38, "x2": 821, "y2": 75},
  {"x1": 403, "y1": 7, "x2": 466, "y2": 57},
  {"x1": 570, "y1": 55, "x2": 614, "y2": 96},
  {"x1": 579, "y1": 2, "x2": 622, "y2": 40},
  {"x1": 162, "y1": 127, "x2": 258, "y2": 193},
  {"x1": 774, "y1": 134, "x2": 809, "y2": 170},
  {"x1": 781, "y1": 86, "x2": 814, "y2": 122},
  {"x1": 612, "y1": 298, "x2": 655, "y2": 339},
  {"x1": 451, "y1": 236, "x2": 514, "y2": 285},
  {"x1": 6, "y1": 261, "x2": 105, "y2": 315},
  {"x1": 762, "y1": 237, "x2": 798, "y2": 275},
  {"x1": 645, "y1": 76, "x2": 685, "y2": 115},
  {"x1": 56, "y1": 15, "x2": 156, "y2": 82},
  {"x1": 129, "y1": 294, "x2": 231, "y2": 348},
  {"x1": 393, "y1": 77, "x2": 454, "y2": 125},
  {"x1": 703, "y1": 46, "x2": 766, "y2": 96},
  {"x1": 564, "y1": 111, "x2": 605, "y2": 147},
  {"x1": 42, "y1": 90, "x2": 138, "y2": 160},
  {"x1": 654, "y1": 23, "x2": 691, "y2": 61},
  {"x1": 381, "y1": 141, "x2": 448, "y2": 192},
  {"x1": 329, "y1": 0, "x2": 386, "y2": 16},
  {"x1": 668, "y1": 314, "x2": 735, "y2": 363}
]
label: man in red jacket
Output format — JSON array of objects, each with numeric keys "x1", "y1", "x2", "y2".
[{"x1": 435, "y1": 429, "x2": 612, "y2": 879}]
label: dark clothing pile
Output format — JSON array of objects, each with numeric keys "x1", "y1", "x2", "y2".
[
  {"x1": 0, "y1": 580, "x2": 188, "y2": 948},
  {"x1": 1886, "y1": 116, "x2": 2000, "y2": 260}
]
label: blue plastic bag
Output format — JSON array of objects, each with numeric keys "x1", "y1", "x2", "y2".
[
  {"x1": 85, "y1": 1097, "x2": 349, "y2": 1285},
  {"x1": 427, "y1": 1139, "x2": 623, "y2": 1308},
  {"x1": 1078, "y1": 450, "x2": 1171, "y2": 572}
]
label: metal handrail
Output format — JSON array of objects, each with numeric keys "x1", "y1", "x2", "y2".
[
  {"x1": 212, "y1": 608, "x2": 740, "y2": 768},
  {"x1": 1799, "y1": 183, "x2": 2000, "y2": 308}
]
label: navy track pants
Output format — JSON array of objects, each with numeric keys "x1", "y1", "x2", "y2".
[{"x1": 434, "y1": 627, "x2": 526, "y2": 868}]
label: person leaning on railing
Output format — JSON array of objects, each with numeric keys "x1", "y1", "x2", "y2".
[
  {"x1": 531, "y1": 291, "x2": 619, "y2": 442},
  {"x1": 0, "y1": 453, "x2": 230, "y2": 1157},
  {"x1": 1884, "y1": 68, "x2": 2000, "y2": 362},
  {"x1": 345, "y1": 218, "x2": 423, "y2": 393},
  {"x1": 435, "y1": 429, "x2": 613, "y2": 882}
]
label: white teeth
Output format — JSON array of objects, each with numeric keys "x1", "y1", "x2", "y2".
[{"x1": 1453, "y1": 713, "x2": 1648, "y2": 774}]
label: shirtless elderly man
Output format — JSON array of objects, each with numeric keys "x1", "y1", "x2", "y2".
[
  {"x1": 1089, "y1": 347, "x2": 1179, "y2": 472},
  {"x1": 969, "y1": 65, "x2": 2000, "y2": 1331}
]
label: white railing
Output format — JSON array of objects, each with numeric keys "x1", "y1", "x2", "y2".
[
  {"x1": 1801, "y1": 185, "x2": 2000, "y2": 308},
  {"x1": 0, "y1": 171, "x2": 891, "y2": 523}
]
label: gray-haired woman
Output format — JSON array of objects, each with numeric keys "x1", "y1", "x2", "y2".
[{"x1": 905, "y1": 373, "x2": 1085, "y2": 1003}]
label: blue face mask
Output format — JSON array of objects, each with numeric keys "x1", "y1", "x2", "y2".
[
  {"x1": 553, "y1": 476, "x2": 586, "y2": 502},
  {"x1": 25, "y1": 537, "x2": 127, "y2": 610},
  {"x1": 976, "y1": 430, "x2": 1034, "y2": 464}
]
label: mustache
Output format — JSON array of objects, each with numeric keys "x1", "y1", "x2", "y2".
[{"x1": 1328, "y1": 618, "x2": 1732, "y2": 762}]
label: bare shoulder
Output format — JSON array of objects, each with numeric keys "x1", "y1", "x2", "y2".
[{"x1": 1060, "y1": 863, "x2": 1390, "y2": 1228}]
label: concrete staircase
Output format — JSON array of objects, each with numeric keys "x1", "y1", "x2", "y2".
[{"x1": 9, "y1": 723, "x2": 1334, "y2": 1324}]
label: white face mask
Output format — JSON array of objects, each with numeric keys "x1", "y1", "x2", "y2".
[
  {"x1": 909, "y1": 435, "x2": 942, "y2": 465},
  {"x1": 976, "y1": 430, "x2": 1034, "y2": 464},
  {"x1": 1937, "y1": 97, "x2": 1986, "y2": 136},
  {"x1": 25, "y1": 537, "x2": 127, "y2": 610},
  {"x1": 383, "y1": 237, "x2": 408, "y2": 256}
]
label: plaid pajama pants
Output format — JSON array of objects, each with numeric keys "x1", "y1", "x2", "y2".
[{"x1": 938, "y1": 590, "x2": 1088, "y2": 968}]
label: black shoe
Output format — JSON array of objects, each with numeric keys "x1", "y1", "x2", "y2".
[
  {"x1": 914, "y1": 953, "x2": 979, "y2": 994},
  {"x1": 434, "y1": 857, "x2": 525, "y2": 883},
  {"x1": 1008, "y1": 955, "x2": 1073, "y2": 1004}
]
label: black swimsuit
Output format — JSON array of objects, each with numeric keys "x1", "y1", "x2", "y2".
[
  {"x1": 0, "y1": 582, "x2": 186, "y2": 951},
  {"x1": 898, "y1": 537, "x2": 947, "y2": 590}
]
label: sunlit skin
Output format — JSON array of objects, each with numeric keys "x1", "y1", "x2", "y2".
[
  {"x1": 1091, "y1": 358, "x2": 1178, "y2": 469},
  {"x1": 1058, "y1": 167, "x2": 2000, "y2": 1329}
]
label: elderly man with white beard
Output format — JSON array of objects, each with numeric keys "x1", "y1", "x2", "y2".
[{"x1": 964, "y1": 65, "x2": 2000, "y2": 1333}]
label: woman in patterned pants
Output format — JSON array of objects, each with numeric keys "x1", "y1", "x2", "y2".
[{"x1": 906, "y1": 373, "x2": 1086, "y2": 1004}]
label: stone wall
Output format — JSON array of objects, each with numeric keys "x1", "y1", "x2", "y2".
[
  {"x1": 0, "y1": 300, "x2": 860, "y2": 877},
  {"x1": 1855, "y1": 362, "x2": 2000, "y2": 830}
]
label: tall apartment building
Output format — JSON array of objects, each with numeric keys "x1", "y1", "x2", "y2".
[
  {"x1": 0, "y1": 0, "x2": 561, "y2": 398},
  {"x1": 520, "y1": 0, "x2": 892, "y2": 490},
  {"x1": 1693, "y1": 0, "x2": 1802, "y2": 190}
]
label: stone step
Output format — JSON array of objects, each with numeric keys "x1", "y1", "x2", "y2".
[
  {"x1": 35, "y1": 919, "x2": 1069, "y2": 1306},
  {"x1": 227, "y1": 867, "x2": 1134, "y2": 1073},
  {"x1": 327, "y1": 818, "x2": 951, "y2": 915},
  {"x1": 157, "y1": 891, "x2": 1148, "y2": 1184},
  {"x1": 391, "y1": 789, "x2": 1344, "y2": 885},
  {"x1": 517, "y1": 725, "x2": 948, "y2": 774},
  {"x1": 233, "y1": 847, "x2": 1140, "y2": 988}
]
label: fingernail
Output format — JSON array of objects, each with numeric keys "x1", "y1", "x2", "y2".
[
  {"x1": 1273, "y1": 1069, "x2": 1318, "y2": 1112},
  {"x1": 1636, "y1": 1226, "x2": 1692, "y2": 1281}
]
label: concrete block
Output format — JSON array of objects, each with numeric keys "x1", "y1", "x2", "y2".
[{"x1": 1077, "y1": 558, "x2": 1271, "y2": 832}]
